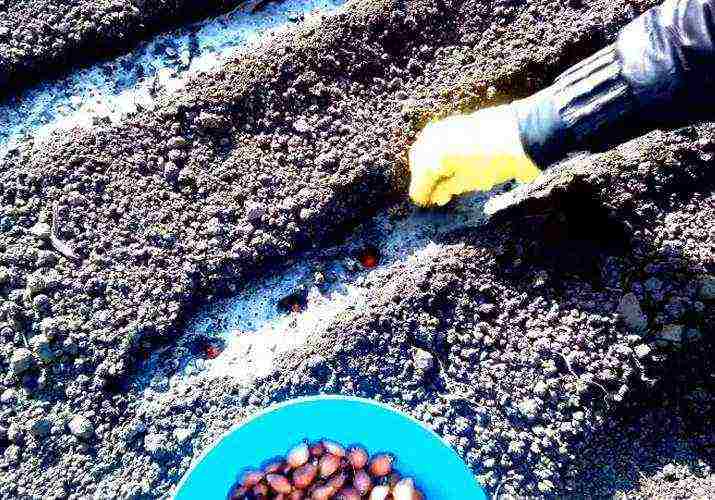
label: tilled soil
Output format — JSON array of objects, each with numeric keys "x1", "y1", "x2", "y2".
[
  {"x1": 245, "y1": 123, "x2": 715, "y2": 496},
  {"x1": 0, "y1": 0, "x2": 713, "y2": 498},
  {"x1": 0, "y1": 0, "x2": 249, "y2": 91},
  {"x1": 572, "y1": 396, "x2": 715, "y2": 498}
]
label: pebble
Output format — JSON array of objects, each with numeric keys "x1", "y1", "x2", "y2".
[
  {"x1": 30, "y1": 334, "x2": 54, "y2": 362},
  {"x1": 617, "y1": 293, "x2": 648, "y2": 333},
  {"x1": 10, "y1": 348, "x2": 34, "y2": 374},
  {"x1": 0, "y1": 267, "x2": 10, "y2": 285},
  {"x1": 29, "y1": 222, "x2": 51, "y2": 239},
  {"x1": 0, "y1": 388, "x2": 17, "y2": 404},
  {"x1": 25, "y1": 274, "x2": 47, "y2": 295},
  {"x1": 300, "y1": 207, "x2": 316, "y2": 221},
  {"x1": 168, "y1": 149, "x2": 183, "y2": 161},
  {"x1": 7, "y1": 423, "x2": 23, "y2": 443},
  {"x1": 67, "y1": 415, "x2": 94, "y2": 440},
  {"x1": 30, "y1": 418, "x2": 51, "y2": 438},
  {"x1": 663, "y1": 463, "x2": 677, "y2": 479},
  {"x1": 293, "y1": 118, "x2": 310, "y2": 133},
  {"x1": 168, "y1": 137, "x2": 187, "y2": 149},
  {"x1": 245, "y1": 202, "x2": 266, "y2": 222},
  {"x1": 478, "y1": 303, "x2": 496, "y2": 316},
  {"x1": 634, "y1": 344, "x2": 651, "y2": 359},
  {"x1": 62, "y1": 338, "x2": 78, "y2": 355},
  {"x1": 518, "y1": 398, "x2": 540, "y2": 421},
  {"x1": 173, "y1": 427, "x2": 193, "y2": 444},
  {"x1": 657, "y1": 324, "x2": 683, "y2": 344},
  {"x1": 400, "y1": 98, "x2": 418, "y2": 117},
  {"x1": 163, "y1": 161, "x2": 180, "y2": 182},
  {"x1": 533, "y1": 380, "x2": 548, "y2": 396},
  {"x1": 144, "y1": 432, "x2": 167, "y2": 457},
  {"x1": 31, "y1": 294, "x2": 51, "y2": 313},
  {"x1": 4, "y1": 445, "x2": 21, "y2": 465},
  {"x1": 39, "y1": 317, "x2": 61, "y2": 339},
  {"x1": 195, "y1": 111, "x2": 226, "y2": 131},
  {"x1": 412, "y1": 348, "x2": 435, "y2": 374},
  {"x1": 697, "y1": 275, "x2": 715, "y2": 300},
  {"x1": 36, "y1": 250, "x2": 58, "y2": 267},
  {"x1": 177, "y1": 167, "x2": 192, "y2": 184},
  {"x1": 538, "y1": 479, "x2": 555, "y2": 493}
]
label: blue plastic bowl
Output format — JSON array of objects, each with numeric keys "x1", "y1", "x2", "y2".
[{"x1": 173, "y1": 395, "x2": 485, "y2": 499}]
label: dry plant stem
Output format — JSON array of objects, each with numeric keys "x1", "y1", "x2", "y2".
[
  {"x1": 51, "y1": 202, "x2": 81, "y2": 262},
  {"x1": 431, "y1": 353, "x2": 480, "y2": 407},
  {"x1": 494, "y1": 477, "x2": 513, "y2": 500},
  {"x1": 556, "y1": 351, "x2": 610, "y2": 409}
]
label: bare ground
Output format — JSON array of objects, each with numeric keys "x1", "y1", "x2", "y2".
[
  {"x1": 0, "y1": 0, "x2": 250, "y2": 92},
  {"x1": 0, "y1": 0, "x2": 713, "y2": 498}
]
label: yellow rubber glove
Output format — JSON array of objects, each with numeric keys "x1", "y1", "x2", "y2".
[{"x1": 408, "y1": 105, "x2": 541, "y2": 207}]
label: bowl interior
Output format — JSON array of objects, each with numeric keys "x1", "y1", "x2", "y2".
[{"x1": 173, "y1": 396, "x2": 485, "y2": 499}]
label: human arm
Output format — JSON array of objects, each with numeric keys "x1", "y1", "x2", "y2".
[
  {"x1": 409, "y1": 0, "x2": 715, "y2": 206},
  {"x1": 516, "y1": 0, "x2": 715, "y2": 166}
]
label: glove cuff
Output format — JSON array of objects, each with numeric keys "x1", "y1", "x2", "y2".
[{"x1": 514, "y1": 44, "x2": 636, "y2": 166}]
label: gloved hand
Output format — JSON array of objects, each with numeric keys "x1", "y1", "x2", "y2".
[{"x1": 408, "y1": 105, "x2": 541, "y2": 207}]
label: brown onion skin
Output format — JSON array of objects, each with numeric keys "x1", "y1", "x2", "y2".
[
  {"x1": 311, "y1": 485, "x2": 335, "y2": 500},
  {"x1": 292, "y1": 463, "x2": 318, "y2": 489},
  {"x1": 347, "y1": 446, "x2": 368, "y2": 469},
  {"x1": 322, "y1": 440, "x2": 346, "y2": 457},
  {"x1": 231, "y1": 441, "x2": 427, "y2": 499},
  {"x1": 336, "y1": 487, "x2": 361, "y2": 500},
  {"x1": 369, "y1": 485, "x2": 391, "y2": 500},
  {"x1": 326, "y1": 471, "x2": 347, "y2": 491},
  {"x1": 266, "y1": 474, "x2": 292, "y2": 494},
  {"x1": 241, "y1": 470, "x2": 263, "y2": 487},
  {"x1": 287, "y1": 442, "x2": 310, "y2": 468},
  {"x1": 353, "y1": 469, "x2": 372, "y2": 494},
  {"x1": 309, "y1": 442, "x2": 325, "y2": 458},
  {"x1": 230, "y1": 485, "x2": 249, "y2": 499},
  {"x1": 253, "y1": 481, "x2": 269, "y2": 496},
  {"x1": 264, "y1": 461, "x2": 283, "y2": 474},
  {"x1": 318, "y1": 453, "x2": 341, "y2": 478},
  {"x1": 369, "y1": 454, "x2": 394, "y2": 477}
]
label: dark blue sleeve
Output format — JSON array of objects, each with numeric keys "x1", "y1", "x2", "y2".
[{"x1": 515, "y1": 0, "x2": 715, "y2": 166}]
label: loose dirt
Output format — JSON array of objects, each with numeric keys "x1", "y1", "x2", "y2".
[
  {"x1": 0, "y1": 0, "x2": 713, "y2": 498},
  {"x1": 0, "y1": 0, "x2": 250, "y2": 91}
]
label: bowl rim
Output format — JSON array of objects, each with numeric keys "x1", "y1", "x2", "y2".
[{"x1": 172, "y1": 394, "x2": 474, "y2": 498}]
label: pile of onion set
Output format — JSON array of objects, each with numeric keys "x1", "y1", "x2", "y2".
[{"x1": 230, "y1": 439, "x2": 425, "y2": 499}]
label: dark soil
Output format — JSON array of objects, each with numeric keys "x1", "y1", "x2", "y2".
[
  {"x1": 0, "y1": 0, "x2": 713, "y2": 498},
  {"x1": 247, "y1": 122, "x2": 715, "y2": 496},
  {"x1": 0, "y1": 0, "x2": 247, "y2": 92}
]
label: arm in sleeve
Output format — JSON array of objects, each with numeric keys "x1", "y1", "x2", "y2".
[{"x1": 514, "y1": 0, "x2": 715, "y2": 167}]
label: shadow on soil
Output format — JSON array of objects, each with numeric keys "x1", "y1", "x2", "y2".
[{"x1": 479, "y1": 166, "x2": 715, "y2": 495}]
